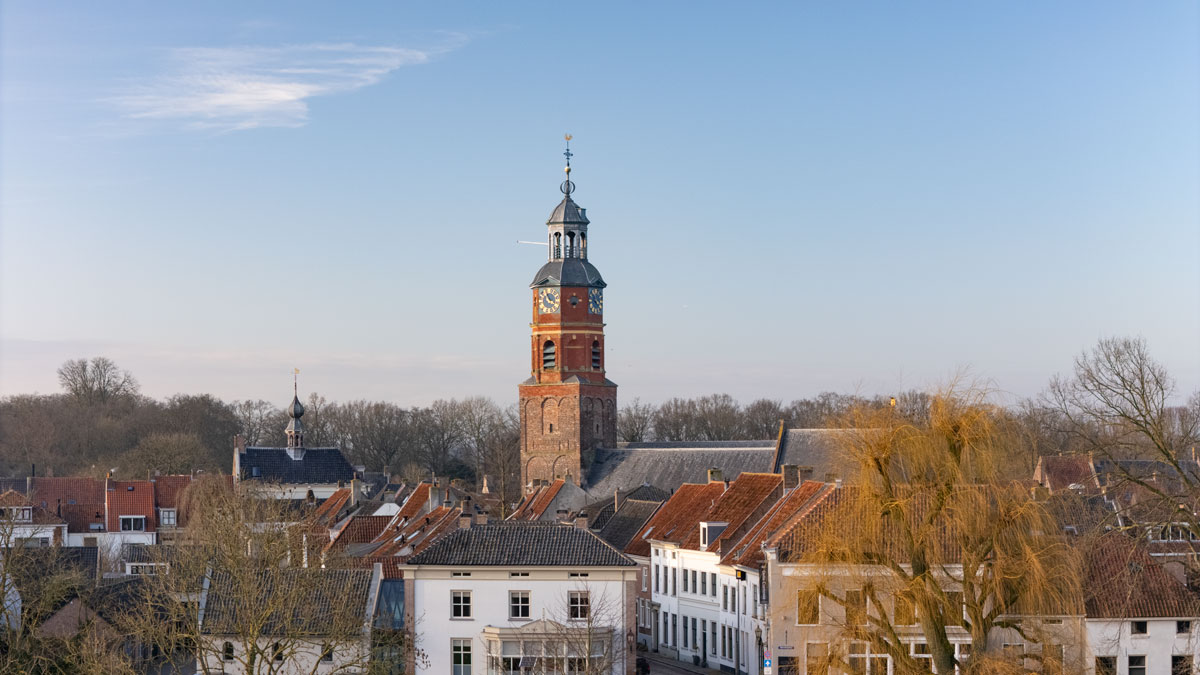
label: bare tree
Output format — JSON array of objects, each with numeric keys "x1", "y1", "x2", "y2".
[
  {"x1": 412, "y1": 399, "x2": 465, "y2": 476},
  {"x1": 741, "y1": 398, "x2": 787, "y2": 439},
  {"x1": 118, "y1": 432, "x2": 212, "y2": 477},
  {"x1": 56, "y1": 357, "x2": 139, "y2": 405},
  {"x1": 652, "y1": 398, "x2": 698, "y2": 442},
  {"x1": 617, "y1": 398, "x2": 656, "y2": 442},
  {"x1": 458, "y1": 397, "x2": 503, "y2": 482},
  {"x1": 1046, "y1": 336, "x2": 1200, "y2": 537},
  {"x1": 232, "y1": 399, "x2": 282, "y2": 446}
]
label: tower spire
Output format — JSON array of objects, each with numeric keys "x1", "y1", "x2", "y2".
[{"x1": 561, "y1": 133, "x2": 575, "y2": 196}]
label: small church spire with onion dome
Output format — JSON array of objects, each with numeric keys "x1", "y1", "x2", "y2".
[{"x1": 284, "y1": 369, "x2": 305, "y2": 456}]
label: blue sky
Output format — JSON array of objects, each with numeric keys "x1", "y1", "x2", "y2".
[{"x1": 2, "y1": 2, "x2": 1197, "y2": 407}]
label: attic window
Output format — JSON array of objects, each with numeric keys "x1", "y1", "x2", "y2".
[
  {"x1": 120, "y1": 516, "x2": 146, "y2": 532},
  {"x1": 700, "y1": 522, "x2": 728, "y2": 550}
]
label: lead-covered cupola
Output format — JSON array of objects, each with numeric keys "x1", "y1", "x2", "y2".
[{"x1": 530, "y1": 137, "x2": 606, "y2": 289}]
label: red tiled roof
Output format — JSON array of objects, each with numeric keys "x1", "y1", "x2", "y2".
[
  {"x1": 0, "y1": 490, "x2": 30, "y2": 507},
  {"x1": 397, "y1": 483, "x2": 432, "y2": 520},
  {"x1": 722, "y1": 481, "x2": 830, "y2": 567},
  {"x1": 370, "y1": 506, "x2": 463, "y2": 559},
  {"x1": 310, "y1": 488, "x2": 353, "y2": 529},
  {"x1": 61, "y1": 503, "x2": 106, "y2": 534},
  {"x1": 0, "y1": 489, "x2": 67, "y2": 525},
  {"x1": 511, "y1": 480, "x2": 566, "y2": 520},
  {"x1": 1036, "y1": 456, "x2": 1096, "y2": 492},
  {"x1": 1084, "y1": 534, "x2": 1200, "y2": 618},
  {"x1": 679, "y1": 473, "x2": 782, "y2": 551},
  {"x1": 104, "y1": 480, "x2": 157, "y2": 532},
  {"x1": 151, "y1": 475, "x2": 194, "y2": 509},
  {"x1": 624, "y1": 482, "x2": 726, "y2": 557},
  {"x1": 30, "y1": 477, "x2": 104, "y2": 510},
  {"x1": 326, "y1": 515, "x2": 393, "y2": 553}
]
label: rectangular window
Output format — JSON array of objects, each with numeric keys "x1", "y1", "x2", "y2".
[
  {"x1": 742, "y1": 586, "x2": 747, "y2": 615},
  {"x1": 797, "y1": 590, "x2": 820, "y2": 624},
  {"x1": 692, "y1": 617, "x2": 697, "y2": 650},
  {"x1": 452, "y1": 591, "x2": 472, "y2": 619},
  {"x1": 683, "y1": 615, "x2": 689, "y2": 648},
  {"x1": 779, "y1": 656, "x2": 799, "y2": 675},
  {"x1": 710, "y1": 622, "x2": 716, "y2": 655},
  {"x1": 642, "y1": 567, "x2": 648, "y2": 592},
  {"x1": 159, "y1": 509, "x2": 176, "y2": 527},
  {"x1": 509, "y1": 591, "x2": 530, "y2": 620},
  {"x1": 663, "y1": 614, "x2": 669, "y2": 644},
  {"x1": 723, "y1": 585, "x2": 728, "y2": 610},
  {"x1": 701, "y1": 572, "x2": 707, "y2": 595},
  {"x1": 1044, "y1": 644, "x2": 1064, "y2": 675},
  {"x1": 1178, "y1": 620, "x2": 1192, "y2": 634},
  {"x1": 683, "y1": 567, "x2": 689, "y2": 592},
  {"x1": 452, "y1": 639, "x2": 472, "y2": 675},
  {"x1": 710, "y1": 572, "x2": 717, "y2": 596},
  {"x1": 1172, "y1": 656, "x2": 1192, "y2": 675},
  {"x1": 692, "y1": 570, "x2": 698, "y2": 594},
  {"x1": 569, "y1": 591, "x2": 590, "y2": 620},
  {"x1": 1131, "y1": 620, "x2": 1148, "y2": 635},
  {"x1": 654, "y1": 564, "x2": 660, "y2": 593},
  {"x1": 1095, "y1": 657, "x2": 1116, "y2": 675},
  {"x1": 1128, "y1": 655, "x2": 1146, "y2": 675},
  {"x1": 671, "y1": 614, "x2": 677, "y2": 646},
  {"x1": 844, "y1": 589, "x2": 866, "y2": 626},
  {"x1": 568, "y1": 572, "x2": 589, "y2": 578},
  {"x1": 672, "y1": 569, "x2": 677, "y2": 596},
  {"x1": 120, "y1": 516, "x2": 146, "y2": 532},
  {"x1": 509, "y1": 572, "x2": 528, "y2": 577},
  {"x1": 452, "y1": 572, "x2": 471, "y2": 577}
]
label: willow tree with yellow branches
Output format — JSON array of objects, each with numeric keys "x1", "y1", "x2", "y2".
[{"x1": 778, "y1": 386, "x2": 1083, "y2": 675}]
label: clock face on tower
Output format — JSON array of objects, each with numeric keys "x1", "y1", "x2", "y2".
[
  {"x1": 588, "y1": 288, "x2": 603, "y2": 314},
  {"x1": 538, "y1": 288, "x2": 561, "y2": 313}
]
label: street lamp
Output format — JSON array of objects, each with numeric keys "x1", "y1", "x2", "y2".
[{"x1": 735, "y1": 569, "x2": 746, "y2": 675}]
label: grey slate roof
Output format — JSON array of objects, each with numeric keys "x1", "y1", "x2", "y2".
[
  {"x1": 597, "y1": 499, "x2": 663, "y2": 552},
  {"x1": 240, "y1": 446, "x2": 355, "y2": 485},
  {"x1": 547, "y1": 195, "x2": 589, "y2": 225},
  {"x1": 775, "y1": 429, "x2": 850, "y2": 475},
  {"x1": 202, "y1": 568, "x2": 374, "y2": 636},
  {"x1": 530, "y1": 259, "x2": 606, "y2": 288},
  {"x1": 405, "y1": 522, "x2": 635, "y2": 567},
  {"x1": 585, "y1": 441, "x2": 776, "y2": 498}
]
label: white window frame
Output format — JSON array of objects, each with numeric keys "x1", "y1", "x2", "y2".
[
  {"x1": 569, "y1": 591, "x2": 590, "y2": 621},
  {"x1": 452, "y1": 590, "x2": 472, "y2": 619},
  {"x1": 510, "y1": 591, "x2": 530, "y2": 620},
  {"x1": 120, "y1": 515, "x2": 146, "y2": 532}
]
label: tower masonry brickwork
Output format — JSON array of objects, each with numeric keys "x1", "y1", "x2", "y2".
[{"x1": 519, "y1": 148, "x2": 616, "y2": 488}]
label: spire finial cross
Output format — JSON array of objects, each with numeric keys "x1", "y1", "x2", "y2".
[{"x1": 560, "y1": 134, "x2": 576, "y2": 196}]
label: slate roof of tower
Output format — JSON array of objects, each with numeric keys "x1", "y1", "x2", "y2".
[
  {"x1": 547, "y1": 195, "x2": 589, "y2": 225},
  {"x1": 586, "y1": 441, "x2": 776, "y2": 498},
  {"x1": 239, "y1": 446, "x2": 355, "y2": 484},
  {"x1": 530, "y1": 259, "x2": 606, "y2": 288},
  {"x1": 406, "y1": 522, "x2": 635, "y2": 567}
]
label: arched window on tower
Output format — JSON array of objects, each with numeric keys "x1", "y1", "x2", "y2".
[
  {"x1": 580, "y1": 233, "x2": 587, "y2": 259},
  {"x1": 592, "y1": 340, "x2": 601, "y2": 369},
  {"x1": 542, "y1": 341, "x2": 556, "y2": 369},
  {"x1": 567, "y1": 232, "x2": 576, "y2": 258},
  {"x1": 554, "y1": 233, "x2": 562, "y2": 259}
]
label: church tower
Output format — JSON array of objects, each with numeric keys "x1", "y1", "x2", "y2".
[{"x1": 519, "y1": 138, "x2": 617, "y2": 488}]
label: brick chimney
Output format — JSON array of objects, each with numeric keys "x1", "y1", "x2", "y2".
[
  {"x1": 782, "y1": 465, "x2": 800, "y2": 491},
  {"x1": 574, "y1": 512, "x2": 589, "y2": 529},
  {"x1": 707, "y1": 468, "x2": 723, "y2": 483}
]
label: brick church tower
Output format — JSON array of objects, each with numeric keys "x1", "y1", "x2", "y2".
[{"x1": 519, "y1": 139, "x2": 617, "y2": 488}]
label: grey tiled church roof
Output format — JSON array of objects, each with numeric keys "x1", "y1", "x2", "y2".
[
  {"x1": 584, "y1": 431, "x2": 849, "y2": 497},
  {"x1": 240, "y1": 447, "x2": 355, "y2": 484},
  {"x1": 406, "y1": 522, "x2": 635, "y2": 567},
  {"x1": 585, "y1": 441, "x2": 776, "y2": 498}
]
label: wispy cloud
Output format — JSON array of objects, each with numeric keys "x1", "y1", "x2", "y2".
[{"x1": 112, "y1": 40, "x2": 459, "y2": 131}]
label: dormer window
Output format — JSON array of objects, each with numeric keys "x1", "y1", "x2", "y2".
[
  {"x1": 3, "y1": 507, "x2": 32, "y2": 522},
  {"x1": 699, "y1": 522, "x2": 728, "y2": 550},
  {"x1": 120, "y1": 516, "x2": 146, "y2": 532}
]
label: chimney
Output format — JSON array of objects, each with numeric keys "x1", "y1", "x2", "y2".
[
  {"x1": 461, "y1": 496, "x2": 472, "y2": 513},
  {"x1": 574, "y1": 512, "x2": 589, "y2": 529},
  {"x1": 707, "y1": 468, "x2": 723, "y2": 484},
  {"x1": 797, "y1": 466, "x2": 815, "y2": 483},
  {"x1": 473, "y1": 511, "x2": 488, "y2": 525},
  {"x1": 458, "y1": 511, "x2": 473, "y2": 529},
  {"x1": 824, "y1": 472, "x2": 839, "y2": 483},
  {"x1": 782, "y1": 465, "x2": 800, "y2": 491},
  {"x1": 350, "y1": 478, "x2": 360, "y2": 507},
  {"x1": 556, "y1": 508, "x2": 569, "y2": 522},
  {"x1": 723, "y1": 478, "x2": 730, "y2": 492}
]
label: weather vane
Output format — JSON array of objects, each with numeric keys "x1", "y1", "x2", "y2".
[{"x1": 561, "y1": 133, "x2": 575, "y2": 196}]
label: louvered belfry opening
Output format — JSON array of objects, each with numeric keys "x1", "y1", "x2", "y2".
[{"x1": 542, "y1": 341, "x2": 556, "y2": 369}]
